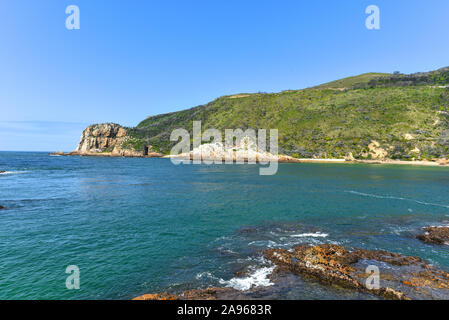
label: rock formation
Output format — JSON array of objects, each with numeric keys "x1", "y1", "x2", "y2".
[
  {"x1": 264, "y1": 244, "x2": 449, "y2": 300},
  {"x1": 172, "y1": 136, "x2": 299, "y2": 163},
  {"x1": 417, "y1": 226, "x2": 449, "y2": 245},
  {"x1": 54, "y1": 123, "x2": 163, "y2": 157},
  {"x1": 74, "y1": 123, "x2": 141, "y2": 156},
  {"x1": 133, "y1": 287, "x2": 240, "y2": 300},
  {"x1": 134, "y1": 243, "x2": 449, "y2": 300}
]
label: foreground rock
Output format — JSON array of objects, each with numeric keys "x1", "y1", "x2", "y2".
[
  {"x1": 264, "y1": 244, "x2": 449, "y2": 300},
  {"x1": 134, "y1": 287, "x2": 240, "y2": 300},
  {"x1": 134, "y1": 244, "x2": 449, "y2": 300},
  {"x1": 417, "y1": 226, "x2": 449, "y2": 245}
]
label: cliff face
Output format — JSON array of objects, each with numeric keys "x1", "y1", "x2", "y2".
[{"x1": 74, "y1": 123, "x2": 149, "y2": 157}]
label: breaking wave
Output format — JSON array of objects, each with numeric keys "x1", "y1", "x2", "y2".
[
  {"x1": 345, "y1": 190, "x2": 449, "y2": 209},
  {"x1": 219, "y1": 266, "x2": 275, "y2": 291},
  {"x1": 290, "y1": 232, "x2": 328, "y2": 238},
  {"x1": 0, "y1": 171, "x2": 26, "y2": 176}
]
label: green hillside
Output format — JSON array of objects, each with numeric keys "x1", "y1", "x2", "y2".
[
  {"x1": 126, "y1": 67, "x2": 449, "y2": 160},
  {"x1": 314, "y1": 72, "x2": 390, "y2": 89}
]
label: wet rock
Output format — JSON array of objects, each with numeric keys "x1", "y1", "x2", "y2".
[
  {"x1": 134, "y1": 244, "x2": 449, "y2": 300},
  {"x1": 264, "y1": 244, "x2": 449, "y2": 300},
  {"x1": 50, "y1": 151, "x2": 65, "y2": 156},
  {"x1": 133, "y1": 287, "x2": 239, "y2": 300},
  {"x1": 0, "y1": 205, "x2": 5, "y2": 210},
  {"x1": 352, "y1": 248, "x2": 425, "y2": 266},
  {"x1": 182, "y1": 287, "x2": 239, "y2": 300},
  {"x1": 417, "y1": 226, "x2": 449, "y2": 245},
  {"x1": 133, "y1": 292, "x2": 179, "y2": 300},
  {"x1": 264, "y1": 245, "x2": 364, "y2": 292},
  {"x1": 0, "y1": 171, "x2": 5, "y2": 173}
]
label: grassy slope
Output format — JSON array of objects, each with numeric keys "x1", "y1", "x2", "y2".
[
  {"x1": 314, "y1": 73, "x2": 390, "y2": 89},
  {"x1": 128, "y1": 68, "x2": 449, "y2": 160}
]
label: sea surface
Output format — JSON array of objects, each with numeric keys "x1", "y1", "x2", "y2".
[{"x1": 1, "y1": 151, "x2": 449, "y2": 299}]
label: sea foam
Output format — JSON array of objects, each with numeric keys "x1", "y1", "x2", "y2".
[
  {"x1": 290, "y1": 232, "x2": 328, "y2": 238},
  {"x1": 345, "y1": 190, "x2": 449, "y2": 209},
  {"x1": 219, "y1": 266, "x2": 275, "y2": 291},
  {"x1": 0, "y1": 171, "x2": 26, "y2": 175}
]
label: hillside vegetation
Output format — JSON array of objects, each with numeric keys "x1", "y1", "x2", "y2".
[{"x1": 126, "y1": 67, "x2": 449, "y2": 160}]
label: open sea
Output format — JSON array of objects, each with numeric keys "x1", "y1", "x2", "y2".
[{"x1": 1, "y1": 151, "x2": 449, "y2": 299}]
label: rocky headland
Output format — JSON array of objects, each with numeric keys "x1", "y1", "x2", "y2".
[
  {"x1": 52, "y1": 123, "x2": 163, "y2": 158},
  {"x1": 56, "y1": 67, "x2": 449, "y2": 165}
]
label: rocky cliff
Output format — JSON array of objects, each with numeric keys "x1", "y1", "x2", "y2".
[{"x1": 72, "y1": 123, "x2": 155, "y2": 157}]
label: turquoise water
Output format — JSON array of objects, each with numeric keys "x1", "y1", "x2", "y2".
[{"x1": 1, "y1": 151, "x2": 449, "y2": 299}]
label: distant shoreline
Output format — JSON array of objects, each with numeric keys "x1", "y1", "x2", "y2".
[
  {"x1": 296, "y1": 158, "x2": 447, "y2": 167},
  {"x1": 49, "y1": 151, "x2": 449, "y2": 167}
]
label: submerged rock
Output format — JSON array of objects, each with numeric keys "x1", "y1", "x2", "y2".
[
  {"x1": 0, "y1": 205, "x2": 5, "y2": 210},
  {"x1": 264, "y1": 244, "x2": 449, "y2": 300},
  {"x1": 417, "y1": 226, "x2": 449, "y2": 245}
]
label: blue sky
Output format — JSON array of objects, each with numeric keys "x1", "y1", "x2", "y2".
[{"x1": 1, "y1": 0, "x2": 449, "y2": 151}]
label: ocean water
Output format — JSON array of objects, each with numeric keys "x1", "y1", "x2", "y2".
[{"x1": 1, "y1": 151, "x2": 449, "y2": 300}]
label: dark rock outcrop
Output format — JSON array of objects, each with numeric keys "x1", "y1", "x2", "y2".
[
  {"x1": 264, "y1": 244, "x2": 449, "y2": 300},
  {"x1": 417, "y1": 226, "x2": 449, "y2": 245},
  {"x1": 133, "y1": 287, "x2": 239, "y2": 300},
  {"x1": 134, "y1": 244, "x2": 449, "y2": 300},
  {"x1": 133, "y1": 292, "x2": 179, "y2": 300}
]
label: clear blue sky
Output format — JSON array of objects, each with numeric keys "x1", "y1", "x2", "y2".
[{"x1": 1, "y1": 0, "x2": 449, "y2": 151}]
